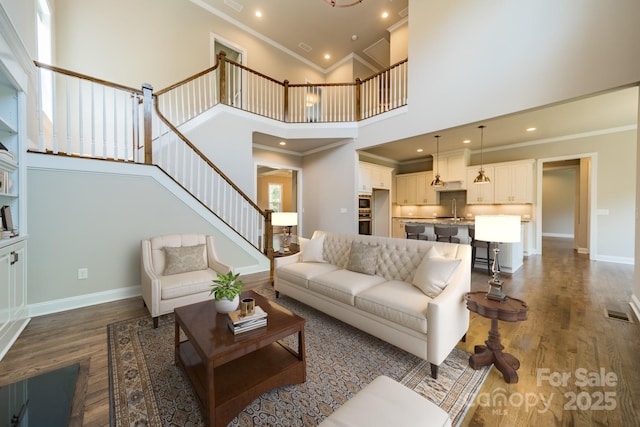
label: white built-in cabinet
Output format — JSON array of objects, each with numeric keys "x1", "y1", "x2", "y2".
[
  {"x1": 0, "y1": 16, "x2": 30, "y2": 361},
  {"x1": 395, "y1": 171, "x2": 439, "y2": 205},
  {"x1": 358, "y1": 162, "x2": 392, "y2": 194},
  {"x1": 494, "y1": 160, "x2": 534, "y2": 204},
  {"x1": 466, "y1": 165, "x2": 495, "y2": 204}
]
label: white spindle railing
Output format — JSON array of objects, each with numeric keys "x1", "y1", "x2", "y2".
[
  {"x1": 35, "y1": 62, "x2": 145, "y2": 162},
  {"x1": 152, "y1": 114, "x2": 266, "y2": 251},
  {"x1": 359, "y1": 59, "x2": 408, "y2": 120}
]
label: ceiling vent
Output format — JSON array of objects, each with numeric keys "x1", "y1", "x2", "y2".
[
  {"x1": 398, "y1": 7, "x2": 408, "y2": 18},
  {"x1": 363, "y1": 38, "x2": 390, "y2": 68},
  {"x1": 224, "y1": 0, "x2": 243, "y2": 12},
  {"x1": 298, "y1": 42, "x2": 313, "y2": 53}
]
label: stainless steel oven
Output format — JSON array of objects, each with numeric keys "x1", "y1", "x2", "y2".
[
  {"x1": 358, "y1": 210, "x2": 372, "y2": 235},
  {"x1": 358, "y1": 195, "x2": 372, "y2": 210}
]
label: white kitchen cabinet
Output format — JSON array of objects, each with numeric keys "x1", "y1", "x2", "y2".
[
  {"x1": 392, "y1": 219, "x2": 406, "y2": 238},
  {"x1": 433, "y1": 149, "x2": 470, "y2": 187},
  {"x1": 494, "y1": 160, "x2": 534, "y2": 204},
  {"x1": 396, "y1": 172, "x2": 439, "y2": 205},
  {"x1": 466, "y1": 166, "x2": 495, "y2": 204},
  {"x1": 359, "y1": 162, "x2": 392, "y2": 193}
]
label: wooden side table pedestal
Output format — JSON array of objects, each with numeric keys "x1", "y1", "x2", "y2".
[{"x1": 465, "y1": 291, "x2": 528, "y2": 384}]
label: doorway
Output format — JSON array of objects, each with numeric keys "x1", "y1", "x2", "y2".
[
  {"x1": 536, "y1": 154, "x2": 596, "y2": 258},
  {"x1": 210, "y1": 33, "x2": 246, "y2": 108}
]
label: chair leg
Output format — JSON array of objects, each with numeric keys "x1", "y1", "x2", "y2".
[
  {"x1": 430, "y1": 363, "x2": 438, "y2": 379},
  {"x1": 471, "y1": 246, "x2": 476, "y2": 270},
  {"x1": 153, "y1": 316, "x2": 158, "y2": 329}
]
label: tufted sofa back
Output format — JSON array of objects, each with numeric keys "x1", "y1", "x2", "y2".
[{"x1": 312, "y1": 230, "x2": 467, "y2": 283}]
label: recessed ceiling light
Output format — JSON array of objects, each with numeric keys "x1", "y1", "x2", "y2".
[
  {"x1": 381, "y1": 11, "x2": 389, "y2": 18},
  {"x1": 463, "y1": 139, "x2": 471, "y2": 144},
  {"x1": 255, "y1": 10, "x2": 262, "y2": 17},
  {"x1": 526, "y1": 127, "x2": 537, "y2": 132},
  {"x1": 417, "y1": 148, "x2": 423, "y2": 153},
  {"x1": 324, "y1": 53, "x2": 331, "y2": 60},
  {"x1": 279, "y1": 141, "x2": 286, "y2": 146}
]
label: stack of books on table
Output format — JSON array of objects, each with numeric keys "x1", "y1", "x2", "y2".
[{"x1": 227, "y1": 306, "x2": 268, "y2": 334}]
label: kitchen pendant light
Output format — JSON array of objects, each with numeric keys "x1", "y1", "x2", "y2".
[
  {"x1": 474, "y1": 125, "x2": 491, "y2": 184},
  {"x1": 431, "y1": 135, "x2": 444, "y2": 186}
]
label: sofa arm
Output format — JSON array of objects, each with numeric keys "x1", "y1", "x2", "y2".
[
  {"x1": 141, "y1": 239, "x2": 162, "y2": 317},
  {"x1": 274, "y1": 252, "x2": 300, "y2": 269},
  {"x1": 205, "y1": 235, "x2": 232, "y2": 274},
  {"x1": 426, "y1": 245, "x2": 471, "y2": 366}
]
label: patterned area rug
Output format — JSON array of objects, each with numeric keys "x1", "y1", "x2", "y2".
[{"x1": 108, "y1": 290, "x2": 489, "y2": 426}]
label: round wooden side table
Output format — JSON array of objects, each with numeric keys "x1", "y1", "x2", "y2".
[{"x1": 465, "y1": 291, "x2": 528, "y2": 384}]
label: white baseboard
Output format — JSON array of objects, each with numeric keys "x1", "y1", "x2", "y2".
[
  {"x1": 28, "y1": 286, "x2": 142, "y2": 318},
  {"x1": 542, "y1": 233, "x2": 574, "y2": 238},
  {"x1": 630, "y1": 295, "x2": 640, "y2": 324},
  {"x1": 593, "y1": 254, "x2": 635, "y2": 265}
]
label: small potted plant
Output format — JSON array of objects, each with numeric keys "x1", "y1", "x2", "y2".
[{"x1": 210, "y1": 271, "x2": 243, "y2": 313}]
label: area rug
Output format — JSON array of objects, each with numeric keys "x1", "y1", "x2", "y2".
[{"x1": 108, "y1": 291, "x2": 489, "y2": 427}]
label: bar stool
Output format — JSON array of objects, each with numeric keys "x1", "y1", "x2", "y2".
[
  {"x1": 468, "y1": 226, "x2": 492, "y2": 275},
  {"x1": 405, "y1": 224, "x2": 428, "y2": 240},
  {"x1": 434, "y1": 225, "x2": 460, "y2": 243}
]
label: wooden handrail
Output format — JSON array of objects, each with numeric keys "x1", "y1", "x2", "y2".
[
  {"x1": 359, "y1": 58, "x2": 408, "y2": 84},
  {"x1": 34, "y1": 60, "x2": 143, "y2": 95},
  {"x1": 154, "y1": 63, "x2": 221, "y2": 96}
]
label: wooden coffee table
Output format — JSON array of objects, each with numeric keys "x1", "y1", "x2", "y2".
[{"x1": 174, "y1": 290, "x2": 306, "y2": 426}]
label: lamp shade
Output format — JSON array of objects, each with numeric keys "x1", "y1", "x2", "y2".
[
  {"x1": 272, "y1": 212, "x2": 298, "y2": 227},
  {"x1": 475, "y1": 215, "x2": 521, "y2": 243}
]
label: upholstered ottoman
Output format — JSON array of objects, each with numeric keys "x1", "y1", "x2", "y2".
[{"x1": 318, "y1": 375, "x2": 451, "y2": 427}]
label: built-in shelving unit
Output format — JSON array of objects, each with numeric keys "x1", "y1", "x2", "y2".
[{"x1": 0, "y1": 5, "x2": 30, "y2": 361}]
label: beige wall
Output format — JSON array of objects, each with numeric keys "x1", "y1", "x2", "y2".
[
  {"x1": 389, "y1": 20, "x2": 408, "y2": 64},
  {"x1": 53, "y1": 0, "x2": 324, "y2": 90},
  {"x1": 257, "y1": 174, "x2": 294, "y2": 211}
]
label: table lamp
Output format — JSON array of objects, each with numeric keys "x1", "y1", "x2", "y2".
[
  {"x1": 475, "y1": 215, "x2": 521, "y2": 301},
  {"x1": 272, "y1": 212, "x2": 298, "y2": 253}
]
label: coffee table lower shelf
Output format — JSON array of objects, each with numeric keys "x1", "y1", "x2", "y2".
[{"x1": 176, "y1": 339, "x2": 305, "y2": 426}]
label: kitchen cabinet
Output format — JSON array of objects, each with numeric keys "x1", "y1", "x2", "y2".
[
  {"x1": 395, "y1": 172, "x2": 439, "y2": 205},
  {"x1": 494, "y1": 160, "x2": 534, "y2": 203},
  {"x1": 392, "y1": 219, "x2": 406, "y2": 238},
  {"x1": 433, "y1": 149, "x2": 470, "y2": 188},
  {"x1": 0, "y1": 24, "x2": 29, "y2": 361},
  {"x1": 466, "y1": 166, "x2": 495, "y2": 204},
  {"x1": 359, "y1": 162, "x2": 392, "y2": 193}
]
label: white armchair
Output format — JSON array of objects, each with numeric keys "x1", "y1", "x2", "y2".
[{"x1": 141, "y1": 233, "x2": 232, "y2": 328}]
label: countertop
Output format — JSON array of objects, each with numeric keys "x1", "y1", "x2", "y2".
[{"x1": 394, "y1": 217, "x2": 531, "y2": 225}]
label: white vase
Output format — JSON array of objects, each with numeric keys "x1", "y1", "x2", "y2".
[{"x1": 214, "y1": 295, "x2": 239, "y2": 314}]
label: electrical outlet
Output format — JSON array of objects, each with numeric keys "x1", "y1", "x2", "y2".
[{"x1": 78, "y1": 268, "x2": 89, "y2": 280}]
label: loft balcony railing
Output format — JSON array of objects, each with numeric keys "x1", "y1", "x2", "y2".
[
  {"x1": 156, "y1": 52, "x2": 407, "y2": 126},
  {"x1": 32, "y1": 55, "x2": 408, "y2": 253}
]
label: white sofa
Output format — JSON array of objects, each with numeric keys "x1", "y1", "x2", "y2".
[
  {"x1": 141, "y1": 234, "x2": 232, "y2": 328},
  {"x1": 274, "y1": 230, "x2": 471, "y2": 378}
]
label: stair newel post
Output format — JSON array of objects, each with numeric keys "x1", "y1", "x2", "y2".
[
  {"x1": 142, "y1": 83, "x2": 153, "y2": 165},
  {"x1": 283, "y1": 80, "x2": 289, "y2": 122},
  {"x1": 218, "y1": 51, "x2": 227, "y2": 105},
  {"x1": 355, "y1": 77, "x2": 362, "y2": 121},
  {"x1": 264, "y1": 209, "x2": 274, "y2": 257}
]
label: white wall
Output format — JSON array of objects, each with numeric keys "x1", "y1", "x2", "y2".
[{"x1": 542, "y1": 168, "x2": 576, "y2": 237}]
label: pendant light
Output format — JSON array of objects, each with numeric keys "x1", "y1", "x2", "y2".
[
  {"x1": 474, "y1": 125, "x2": 491, "y2": 184},
  {"x1": 431, "y1": 135, "x2": 444, "y2": 186}
]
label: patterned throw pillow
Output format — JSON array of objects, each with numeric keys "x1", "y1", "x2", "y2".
[
  {"x1": 346, "y1": 242, "x2": 380, "y2": 275},
  {"x1": 412, "y1": 246, "x2": 461, "y2": 298},
  {"x1": 163, "y1": 244, "x2": 208, "y2": 276}
]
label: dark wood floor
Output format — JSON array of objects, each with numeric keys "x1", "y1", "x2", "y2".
[{"x1": 0, "y1": 238, "x2": 638, "y2": 426}]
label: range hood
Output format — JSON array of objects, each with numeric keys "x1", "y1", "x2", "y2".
[{"x1": 434, "y1": 181, "x2": 466, "y2": 192}]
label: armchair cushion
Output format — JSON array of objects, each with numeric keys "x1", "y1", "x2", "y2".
[{"x1": 163, "y1": 244, "x2": 208, "y2": 275}]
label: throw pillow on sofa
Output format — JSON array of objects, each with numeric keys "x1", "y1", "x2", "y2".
[
  {"x1": 163, "y1": 244, "x2": 208, "y2": 275},
  {"x1": 347, "y1": 242, "x2": 380, "y2": 275},
  {"x1": 301, "y1": 235, "x2": 326, "y2": 262},
  {"x1": 412, "y1": 246, "x2": 461, "y2": 298}
]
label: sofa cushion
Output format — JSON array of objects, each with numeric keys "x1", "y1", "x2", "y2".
[
  {"x1": 356, "y1": 280, "x2": 430, "y2": 333},
  {"x1": 309, "y1": 269, "x2": 386, "y2": 306},
  {"x1": 347, "y1": 242, "x2": 380, "y2": 275},
  {"x1": 160, "y1": 268, "x2": 218, "y2": 299},
  {"x1": 300, "y1": 235, "x2": 326, "y2": 263},
  {"x1": 277, "y1": 262, "x2": 339, "y2": 288},
  {"x1": 412, "y1": 247, "x2": 461, "y2": 298},
  {"x1": 163, "y1": 244, "x2": 208, "y2": 276}
]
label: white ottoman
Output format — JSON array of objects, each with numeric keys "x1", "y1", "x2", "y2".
[{"x1": 318, "y1": 375, "x2": 451, "y2": 427}]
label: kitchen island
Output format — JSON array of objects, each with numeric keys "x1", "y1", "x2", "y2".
[{"x1": 392, "y1": 217, "x2": 526, "y2": 274}]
